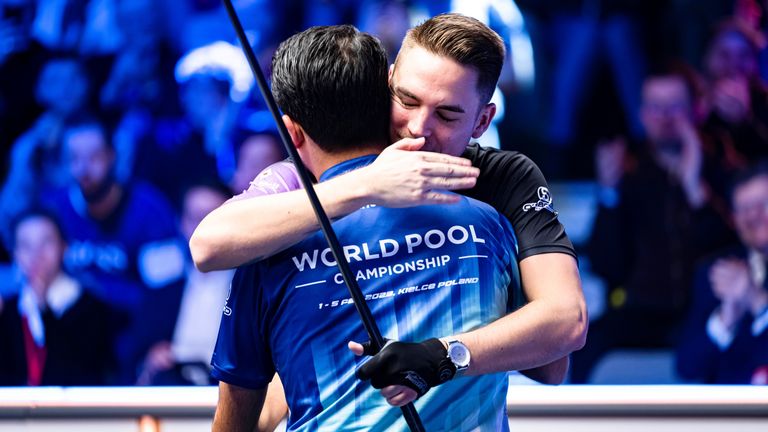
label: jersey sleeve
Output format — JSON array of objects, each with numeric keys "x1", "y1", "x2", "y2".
[
  {"x1": 210, "y1": 264, "x2": 275, "y2": 389},
  {"x1": 228, "y1": 160, "x2": 302, "y2": 201},
  {"x1": 461, "y1": 144, "x2": 576, "y2": 260}
]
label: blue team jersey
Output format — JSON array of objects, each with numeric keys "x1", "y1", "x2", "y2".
[
  {"x1": 212, "y1": 156, "x2": 521, "y2": 431},
  {"x1": 49, "y1": 181, "x2": 182, "y2": 311}
]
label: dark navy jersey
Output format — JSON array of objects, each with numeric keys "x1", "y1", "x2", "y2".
[
  {"x1": 49, "y1": 182, "x2": 183, "y2": 311},
  {"x1": 212, "y1": 156, "x2": 521, "y2": 431}
]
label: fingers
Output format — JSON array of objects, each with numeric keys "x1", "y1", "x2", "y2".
[
  {"x1": 348, "y1": 341, "x2": 365, "y2": 356},
  {"x1": 420, "y1": 191, "x2": 461, "y2": 205},
  {"x1": 419, "y1": 175, "x2": 478, "y2": 195},
  {"x1": 380, "y1": 385, "x2": 417, "y2": 407},
  {"x1": 385, "y1": 139, "x2": 474, "y2": 167},
  {"x1": 390, "y1": 137, "x2": 426, "y2": 151},
  {"x1": 356, "y1": 355, "x2": 380, "y2": 382},
  {"x1": 420, "y1": 152, "x2": 474, "y2": 167},
  {"x1": 419, "y1": 163, "x2": 480, "y2": 179}
]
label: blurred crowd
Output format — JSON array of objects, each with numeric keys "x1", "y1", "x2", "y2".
[{"x1": 0, "y1": 0, "x2": 767, "y2": 386}]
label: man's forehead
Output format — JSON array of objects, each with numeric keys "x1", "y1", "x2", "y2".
[
  {"x1": 391, "y1": 47, "x2": 482, "y2": 106},
  {"x1": 737, "y1": 175, "x2": 768, "y2": 197},
  {"x1": 643, "y1": 77, "x2": 689, "y2": 100}
]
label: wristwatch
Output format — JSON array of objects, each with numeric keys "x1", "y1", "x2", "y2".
[{"x1": 446, "y1": 339, "x2": 471, "y2": 373}]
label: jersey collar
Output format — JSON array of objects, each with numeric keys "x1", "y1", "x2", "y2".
[{"x1": 319, "y1": 155, "x2": 377, "y2": 182}]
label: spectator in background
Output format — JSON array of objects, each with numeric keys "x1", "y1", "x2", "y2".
[
  {"x1": 102, "y1": 0, "x2": 181, "y2": 184},
  {"x1": 0, "y1": 55, "x2": 91, "y2": 248},
  {"x1": 700, "y1": 19, "x2": 768, "y2": 170},
  {"x1": 47, "y1": 115, "x2": 183, "y2": 384},
  {"x1": 656, "y1": 0, "x2": 736, "y2": 70},
  {"x1": 677, "y1": 161, "x2": 768, "y2": 384},
  {"x1": 573, "y1": 68, "x2": 736, "y2": 383},
  {"x1": 0, "y1": 209, "x2": 115, "y2": 386},
  {"x1": 0, "y1": 0, "x2": 49, "y2": 179},
  {"x1": 517, "y1": 0, "x2": 648, "y2": 177},
  {"x1": 357, "y1": 0, "x2": 411, "y2": 63},
  {"x1": 30, "y1": 0, "x2": 88, "y2": 52},
  {"x1": 131, "y1": 181, "x2": 233, "y2": 386},
  {"x1": 132, "y1": 41, "x2": 248, "y2": 206},
  {"x1": 229, "y1": 129, "x2": 285, "y2": 194}
]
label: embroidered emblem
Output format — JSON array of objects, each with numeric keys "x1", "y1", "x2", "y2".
[{"x1": 522, "y1": 186, "x2": 557, "y2": 214}]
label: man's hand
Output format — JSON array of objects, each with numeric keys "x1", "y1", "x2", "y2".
[
  {"x1": 711, "y1": 77, "x2": 751, "y2": 125},
  {"x1": 358, "y1": 138, "x2": 480, "y2": 207},
  {"x1": 710, "y1": 258, "x2": 752, "y2": 329},
  {"x1": 673, "y1": 112, "x2": 709, "y2": 208},
  {"x1": 594, "y1": 136, "x2": 627, "y2": 189},
  {"x1": 350, "y1": 339, "x2": 455, "y2": 405}
]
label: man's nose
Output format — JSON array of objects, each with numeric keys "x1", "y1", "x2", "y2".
[{"x1": 407, "y1": 109, "x2": 434, "y2": 138}]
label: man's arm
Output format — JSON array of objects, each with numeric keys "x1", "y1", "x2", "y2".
[
  {"x1": 457, "y1": 253, "x2": 587, "y2": 375},
  {"x1": 519, "y1": 356, "x2": 570, "y2": 385},
  {"x1": 190, "y1": 139, "x2": 479, "y2": 271},
  {"x1": 258, "y1": 375, "x2": 289, "y2": 432},
  {"x1": 212, "y1": 382, "x2": 266, "y2": 432},
  {"x1": 351, "y1": 253, "x2": 587, "y2": 404}
]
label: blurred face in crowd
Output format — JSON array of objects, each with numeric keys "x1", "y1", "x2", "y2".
[
  {"x1": 180, "y1": 75, "x2": 229, "y2": 130},
  {"x1": 640, "y1": 76, "x2": 692, "y2": 146},
  {"x1": 705, "y1": 30, "x2": 758, "y2": 81},
  {"x1": 0, "y1": 0, "x2": 35, "y2": 49},
  {"x1": 733, "y1": 175, "x2": 768, "y2": 254},
  {"x1": 180, "y1": 186, "x2": 228, "y2": 242},
  {"x1": 231, "y1": 133, "x2": 285, "y2": 193},
  {"x1": 36, "y1": 58, "x2": 89, "y2": 116},
  {"x1": 64, "y1": 125, "x2": 115, "y2": 202},
  {"x1": 388, "y1": 45, "x2": 494, "y2": 157},
  {"x1": 117, "y1": 0, "x2": 161, "y2": 44},
  {"x1": 14, "y1": 215, "x2": 65, "y2": 292}
]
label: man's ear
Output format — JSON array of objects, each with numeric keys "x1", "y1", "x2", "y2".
[
  {"x1": 282, "y1": 115, "x2": 305, "y2": 149},
  {"x1": 388, "y1": 63, "x2": 395, "y2": 81},
  {"x1": 471, "y1": 103, "x2": 497, "y2": 139}
]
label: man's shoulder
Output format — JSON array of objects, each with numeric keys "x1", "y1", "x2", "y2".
[
  {"x1": 231, "y1": 159, "x2": 300, "y2": 201},
  {"x1": 462, "y1": 143, "x2": 541, "y2": 187},
  {"x1": 462, "y1": 143, "x2": 533, "y2": 169}
]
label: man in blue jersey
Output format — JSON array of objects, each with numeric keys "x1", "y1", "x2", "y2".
[
  {"x1": 211, "y1": 25, "x2": 523, "y2": 431},
  {"x1": 47, "y1": 116, "x2": 184, "y2": 384}
]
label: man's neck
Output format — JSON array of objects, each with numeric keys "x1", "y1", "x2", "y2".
[
  {"x1": 312, "y1": 144, "x2": 384, "y2": 180},
  {"x1": 87, "y1": 184, "x2": 123, "y2": 220}
]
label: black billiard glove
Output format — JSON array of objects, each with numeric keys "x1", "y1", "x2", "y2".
[{"x1": 355, "y1": 338, "x2": 456, "y2": 398}]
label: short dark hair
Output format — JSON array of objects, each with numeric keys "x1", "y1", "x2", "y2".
[
  {"x1": 397, "y1": 13, "x2": 505, "y2": 105},
  {"x1": 61, "y1": 113, "x2": 114, "y2": 150},
  {"x1": 644, "y1": 60, "x2": 703, "y2": 105},
  {"x1": 271, "y1": 25, "x2": 390, "y2": 153},
  {"x1": 10, "y1": 208, "x2": 67, "y2": 250},
  {"x1": 708, "y1": 18, "x2": 766, "y2": 55},
  {"x1": 730, "y1": 159, "x2": 768, "y2": 205}
]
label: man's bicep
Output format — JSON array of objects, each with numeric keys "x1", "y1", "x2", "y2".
[
  {"x1": 213, "y1": 382, "x2": 267, "y2": 432},
  {"x1": 519, "y1": 253, "x2": 583, "y2": 303},
  {"x1": 519, "y1": 252, "x2": 587, "y2": 349}
]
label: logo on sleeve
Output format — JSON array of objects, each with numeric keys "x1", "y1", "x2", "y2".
[
  {"x1": 522, "y1": 186, "x2": 557, "y2": 214},
  {"x1": 223, "y1": 283, "x2": 233, "y2": 316}
]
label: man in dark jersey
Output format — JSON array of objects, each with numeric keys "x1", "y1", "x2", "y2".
[
  {"x1": 195, "y1": 13, "x2": 586, "y2": 410},
  {"x1": 213, "y1": 23, "x2": 524, "y2": 431}
]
